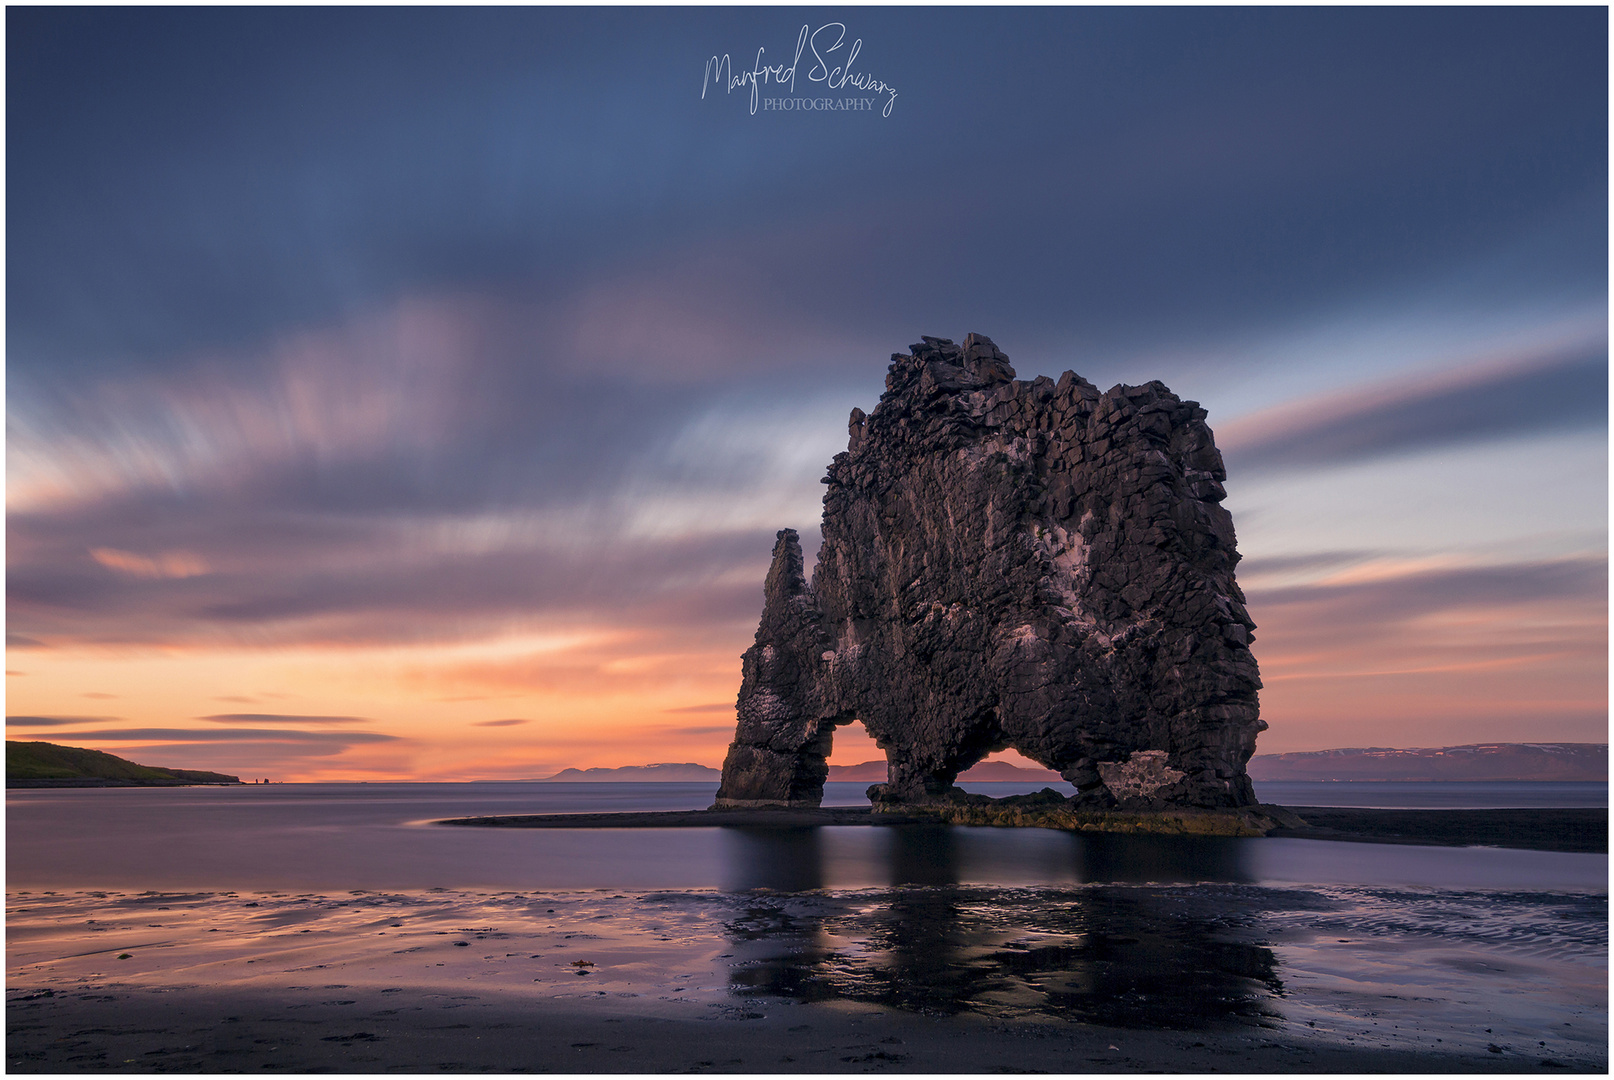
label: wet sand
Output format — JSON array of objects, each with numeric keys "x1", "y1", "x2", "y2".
[
  {"x1": 1270, "y1": 806, "x2": 1607, "y2": 853},
  {"x1": 8, "y1": 884, "x2": 1605, "y2": 1073},
  {"x1": 9, "y1": 982, "x2": 1575, "y2": 1073},
  {"x1": 441, "y1": 805, "x2": 1608, "y2": 854}
]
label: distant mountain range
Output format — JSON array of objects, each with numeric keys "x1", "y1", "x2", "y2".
[
  {"x1": 534, "y1": 744, "x2": 1608, "y2": 785},
  {"x1": 1247, "y1": 743, "x2": 1606, "y2": 782},
  {"x1": 537, "y1": 763, "x2": 721, "y2": 782},
  {"x1": 534, "y1": 760, "x2": 1064, "y2": 783},
  {"x1": 7, "y1": 740, "x2": 243, "y2": 787},
  {"x1": 827, "y1": 760, "x2": 1065, "y2": 782},
  {"x1": 825, "y1": 761, "x2": 892, "y2": 782}
]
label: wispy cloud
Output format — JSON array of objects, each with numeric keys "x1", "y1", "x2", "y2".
[
  {"x1": 89, "y1": 547, "x2": 209, "y2": 579},
  {"x1": 646, "y1": 724, "x2": 735, "y2": 737},
  {"x1": 1247, "y1": 555, "x2": 1606, "y2": 749},
  {"x1": 7, "y1": 715, "x2": 117, "y2": 727},
  {"x1": 408, "y1": 628, "x2": 743, "y2": 698},
  {"x1": 1219, "y1": 342, "x2": 1607, "y2": 473},
  {"x1": 1248, "y1": 555, "x2": 1607, "y2": 625},
  {"x1": 471, "y1": 718, "x2": 529, "y2": 728},
  {"x1": 34, "y1": 727, "x2": 400, "y2": 744},
  {"x1": 198, "y1": 713, "x2": 374, "y2": 725},
  {"x1": 8, "y1": 513, "x2": 773, "y2": 648}
]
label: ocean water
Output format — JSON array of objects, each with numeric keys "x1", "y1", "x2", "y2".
[
  {"x1": 5, "y1": 780, "x2": 1605, "y2": 894},
  {"x1": 8, "y1": 780, "x2": 1606, "y2": 1066}
]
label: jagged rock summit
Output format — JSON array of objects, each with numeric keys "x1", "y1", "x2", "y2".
[{"x1": 714, "y1": 334, "x2": 1264, "y2": 815}]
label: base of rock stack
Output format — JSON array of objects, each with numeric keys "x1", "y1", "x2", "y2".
[
  {"x1": 872, "y1": 799, "x2": 1297, "y2": 838},
  {"x1": 865, "y1": 784, "x2": 1304, "y2": 832}
]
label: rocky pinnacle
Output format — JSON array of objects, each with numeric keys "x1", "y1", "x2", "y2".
[{"x1": 713, "y1": 334, "x2": 1264, "y2": 811}]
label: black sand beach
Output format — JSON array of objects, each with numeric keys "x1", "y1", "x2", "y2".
[
  {"x1": 8, "y1": 883, "x2": 1606, "y2": 1073},
  {"x1": 10, "y1": 981, "x2": 1584, "y2": 1073}
]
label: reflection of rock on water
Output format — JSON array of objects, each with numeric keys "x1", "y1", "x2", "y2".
[
  {"x1": 717, "y1": 824, "x2": 1275, "y2": 1025},
  {"x1": 721, "y1": 821, "x2": 970, "y2": 894},
  {"x1": 724, "y1": 898, "x2": 845, "y2": 1003},
  {"x1": 720, "y1": 827, "x2": 827, "y2": 892},
  {"x1": 720, "y1": 820, "x2": 1258, "y2": 892},
  {"x1": 888, "y1": 825, "x2": 959, "y2": 887},
  {"x1": 723, "y1": 886, "x2": 1283, "y2": 1030},
  {"x1": 1075, "y1": 833, "x2": 1254, "y2": 885}
]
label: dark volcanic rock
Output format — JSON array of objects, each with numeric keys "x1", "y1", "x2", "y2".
[{"x1": 714, "y1": 334, "x2": 1264, "y2": 811}]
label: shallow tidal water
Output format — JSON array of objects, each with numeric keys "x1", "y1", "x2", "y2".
[
  {"x1": 7, "y1": 780, "x2": 1607, "y2": 1070},
  {"x1": 5, "y1": 780, "x2": 1606, "y2": 893}
]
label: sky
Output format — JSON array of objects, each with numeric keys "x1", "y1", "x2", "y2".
[{"x1": 6, "y1": 7, "x2": 1607, "y2": 781}]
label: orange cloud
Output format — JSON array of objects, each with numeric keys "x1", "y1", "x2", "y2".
[
  {"x1": 1247, "y1": 556, "x2": 1606, "y2": 750},
  {"x1": 89, "y1": 547, "x2": 209, "y2": 579}
]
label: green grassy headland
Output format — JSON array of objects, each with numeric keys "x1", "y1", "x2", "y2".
[{"x1": 6, "y1": 740, "x2": 242, "y2": 785}]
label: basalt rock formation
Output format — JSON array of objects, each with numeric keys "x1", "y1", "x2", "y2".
[{"x1": 713, "y1": 334, "x2": 1264, "y2": 813}]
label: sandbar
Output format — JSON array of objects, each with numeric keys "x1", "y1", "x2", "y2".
[
  {"x1": 1269, "y1": 806, "x2": 1606, "y2": 853},
  {"x1": 439, "y1": 805, "x2": 1608, "y2": 854}
]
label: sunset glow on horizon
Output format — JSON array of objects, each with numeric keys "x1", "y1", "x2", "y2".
[{"x1": 7, "y1": 8, "x2": 1606, "y2": 781}]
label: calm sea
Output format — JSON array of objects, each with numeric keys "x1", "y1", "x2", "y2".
[{"x1": 6, "y1": 780, "x2": 1605, "y2": 894}]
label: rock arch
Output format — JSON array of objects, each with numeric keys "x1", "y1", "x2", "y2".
[{"x1": 712, "y1": 335, "x2": 1264, "y2": 811}]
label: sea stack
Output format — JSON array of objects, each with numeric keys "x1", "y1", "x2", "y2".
[{"x1": 713, "y1": 334, "x2": 1264, "y2": 812}]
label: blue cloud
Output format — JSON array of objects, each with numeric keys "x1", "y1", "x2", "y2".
[
  {"x1": 1222, "y1": 346, "x2": 1607, "y2": 473},
  {"x1": 7, "y1": 7, "x2": 1603, "y2": 375}
]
